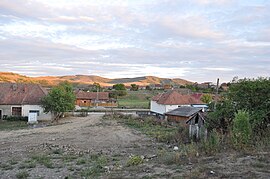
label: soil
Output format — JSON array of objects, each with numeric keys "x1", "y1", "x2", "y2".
[{"x1": 0, "y1": 114, "x2": 269, "y2": 179}]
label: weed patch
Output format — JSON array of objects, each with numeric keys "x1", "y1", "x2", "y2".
[
  {"x1": 31, "y1": 155, "x2": 53, "y2": 168},
  {"x1": 127, "y1": 155, "x2": 144, "y2": 166},
  {"x1": 16, "y1": 170, "x2": 29, "y2": 179}
]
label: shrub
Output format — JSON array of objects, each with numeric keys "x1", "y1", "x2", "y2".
[
  {"x1": 3, "y1": 116, "x2": 28, "y2": 121},
  {"x1": 16, "y1": 170, "x2": 29, "y2": 179},
  {"x1": 201, "y1": 129, "x2": 221, "y2": 154},
  {"x1": 127, "y1": 155, "x2": 144, "y2": 166},
  {"x1": 232, "y1": 110, "x2": 252, "y2": 148}
]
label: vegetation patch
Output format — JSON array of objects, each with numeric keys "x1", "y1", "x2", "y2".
[
  {"x1": 31, "y1": 155, "x2": 54, "y2": 168},
  {"x1": 104, "y1": 114, "x2": 178, "y2": 143},
  {"x1": 127, "y1": 155, "x2": 144, "y2": 166},
  {"x1": 16, "y1": 170, "x2": 29, "y2": 179},
  {"x1": 0, "y1": 120, "x2": 28, "y2": 131}
]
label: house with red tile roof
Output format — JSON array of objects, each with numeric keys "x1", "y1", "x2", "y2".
[
  {"x1": 0, "y1": 83, "x2": 52, "y2": 121},
  {"x1": 150, "y1": 90, "x2": 205, "y2": 116},
  {"x1": 75, "y1": 90, "x2": 117, "y2": 107}
]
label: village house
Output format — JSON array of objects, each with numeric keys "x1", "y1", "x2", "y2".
[
  {"x1": 75, "y1": 90, "x2": 117, "y2": 108},
  {"x1": 0, "y1": 83, "x2": 51, "y2": 121},
  {"x1": 150, "y1": 90, "x2": 205, "y2": 117}
]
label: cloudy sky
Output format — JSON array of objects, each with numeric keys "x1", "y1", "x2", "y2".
[{"x1": 0, "y1": 0, "x2": 269, "y2": 82}]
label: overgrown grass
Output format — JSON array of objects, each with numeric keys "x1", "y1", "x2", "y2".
[
  {"x1": 0, "y1": 120, "x2": 28, "y2": 131},
  {"x1": 80, "y1": 155, "x2": 108, "y2": 178},
  {"x1": 16, "y1": 170, "x2": 29, "y2": 179},
  {"x1": 104, "y1": 114, "x2": 178, "y2": 143},
  {"x1": 31, "y1": 155, "x2": 54, "y2": 168},
  {"x1": 127, "y1": 155, "x2": 144, "y2": 166}
]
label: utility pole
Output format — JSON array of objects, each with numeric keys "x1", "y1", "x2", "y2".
[
  {"x1": 96, "y1": 86, "x2": 99, "y2": 107},
  {"x1": 214, "y1": 78, "x2": 219, "y2": 110}
]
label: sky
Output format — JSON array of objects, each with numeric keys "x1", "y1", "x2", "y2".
[{"x1": 0, "y1": 0, "x2": 269, "y2": 82}]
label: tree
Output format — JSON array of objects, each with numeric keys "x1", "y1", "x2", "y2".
[
  {"x1": 200, "y1": 94, "x2": 212, "y2": 104},
  {"x1": 112, "y1": 83, "x2": 127, "y2": 96},
  {"x1": 207, "y1": 77, "x2": 270, "y2": 136},
  {"x1": 130, "y1": 84, "x2": 139, "y2": 91},
  {"x1": 93, "y1": 82, "x2": 102, "y2": 92},
  {"x1": 227, "y1": 77, "x2": 270, "y2": 134},
  {"x1": 145, "y1": 85, "x2": 152, "y2": 90},
  {"x1": 113, "y1": 83, "x2": 126, "y2": 90},
  {"x1": 41, "y1": 82, "x2": 75, "y2": 121}
]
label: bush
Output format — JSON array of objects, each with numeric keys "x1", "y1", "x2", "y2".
[
  {"x1": 3, "y1": 116, "x2": 28, "y2": 121},
  {"x1": 232, "y1": 110, "x2": 252, "y2": 148},
  {"x1": 201, "y1": 129, "x2": 221, "y2": 154},
  {"x1": 127, "y1": 155, "x2": 144, "y2": 166}
]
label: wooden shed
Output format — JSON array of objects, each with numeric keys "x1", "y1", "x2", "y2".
[{"x1": 165, "y1": 106, "x2": 206, "y2": 139}]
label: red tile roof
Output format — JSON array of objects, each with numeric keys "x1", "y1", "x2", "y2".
[
  {"x1": 191, "y1": 93, "x2": 203, "y2": 101},
  {"x1": 152, "y1": 90, "x2": 204, "y2": 105},
  {"x1": 0, "y1": 83, "x2": 47, "y2": 105},
  {"x1": 75, "y1": 91, "x2": 109, "y2": 100}
]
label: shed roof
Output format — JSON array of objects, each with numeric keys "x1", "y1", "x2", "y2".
[
  {"x1": 165, "y1": 106, "x2": 202, "y2": 117},
  {"x1": 0, "y1": 83, "x2": 47, "y2": 105},
  {"x1": 151, "y1": 90, "x2": 204, "y2": 105},
  {"x1": 75, "y1": 91, "x2": 109, "y2": 100}
]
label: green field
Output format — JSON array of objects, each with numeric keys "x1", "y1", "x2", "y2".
[{"x1": 117, "y1": 90, "x2": 157, "y2": 109}]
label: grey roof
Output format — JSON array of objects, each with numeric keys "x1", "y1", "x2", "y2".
[{"x1": 165, "y1": 106, "x2": 202, "y2": 117}]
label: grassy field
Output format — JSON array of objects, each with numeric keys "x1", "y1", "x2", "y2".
[
  {"x1": 117, "y1": 90, "x2": 158, "y2": 109},
  {"x1": 0, "y1": 120, "x2": 28, "y2": 131}
]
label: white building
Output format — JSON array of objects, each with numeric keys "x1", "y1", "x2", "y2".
[
  {"x1": 0, "y1": 83, "x2": 51, "y2": 121},
  {"x1": 150, "y1": 90, "x2": 205, "y2": 116}
]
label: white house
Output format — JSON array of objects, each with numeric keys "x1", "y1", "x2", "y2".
[
  {"x1": 150, "y1": 90, "x2": 205, "y2": 116},
  {"x1": 0, "y1": 83, "x2": 51, "y2": 121}
]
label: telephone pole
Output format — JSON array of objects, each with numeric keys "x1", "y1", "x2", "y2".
[{"x1": 214, "y1": 78, "x2": 219, "y2": 110}]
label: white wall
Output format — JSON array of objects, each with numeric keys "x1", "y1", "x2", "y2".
[
  {"x1": 0, "y1": 105, "x2": 51, "y2": 121},
  {"x1": 165, "y1": 105, "x2": 179, "y2": 113},
  {"x1": 150, "y1": 101, "x2": 192, "y2": 115},
  {"x1": 150, "y1": 101, "x2": 166, "y2": 114},
  {"x1": 22, "y1": 105, "x2": 51, "y2": 121}
]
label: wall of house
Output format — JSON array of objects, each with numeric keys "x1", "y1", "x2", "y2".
[
  {"x1": 151, "y1": 101, "x2": 192, "y2": 115},
  {"x1": 0, "y1": 105, "x2": 51, "y2": 121},
  {"x1": 22, "y1": 105, "x2": 51, "y2": 121},
  {"x1": 165, "y1": 105, "x2": 180, "y2": 113},
  {"x1": 150, "y1": 100, "x2": 166, "y2": 114},
  {"x1": 0, "y1": 105, "x2": 14, "y2": 117}
]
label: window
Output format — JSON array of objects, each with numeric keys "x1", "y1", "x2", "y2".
[
  {"x1": 29, "y1": 110, "x2": 40, "y2": 116},
  {"x1": 12, "y1": 107, "x2": 22, "y2": 116}
]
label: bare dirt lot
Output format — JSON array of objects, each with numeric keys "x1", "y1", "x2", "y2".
[{"x1": 0, "y1": 114, "x2": 269, "y2": 179}]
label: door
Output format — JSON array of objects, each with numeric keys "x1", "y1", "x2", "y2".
[{"x1": 0, "y1": 110, "x2": 2, "y2": 119}]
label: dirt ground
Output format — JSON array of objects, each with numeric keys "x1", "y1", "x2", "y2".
[{"x1": 0, "y1": 114, "x2": 269, "y2": 179}]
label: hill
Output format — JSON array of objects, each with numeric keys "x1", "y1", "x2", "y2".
[{"x1": 0, "y1": 72, "x2": 193, "y2": 87}]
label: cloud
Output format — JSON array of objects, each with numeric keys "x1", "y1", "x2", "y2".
[{"x1": 0, "y1": 0, "x2": 269, "y2": 82}]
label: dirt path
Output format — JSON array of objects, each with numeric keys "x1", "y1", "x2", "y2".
[{"x1": 0, "y1": 114, "x2": 152, "y2": 161}]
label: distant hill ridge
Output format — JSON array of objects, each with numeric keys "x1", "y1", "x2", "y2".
[{"x1": 0, "y1": 72, "x2": 193, "y2": 87}]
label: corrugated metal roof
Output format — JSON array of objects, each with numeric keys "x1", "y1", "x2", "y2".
[{"x1": 165, "y1": 106, "x2": 202, "y2": 117}]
